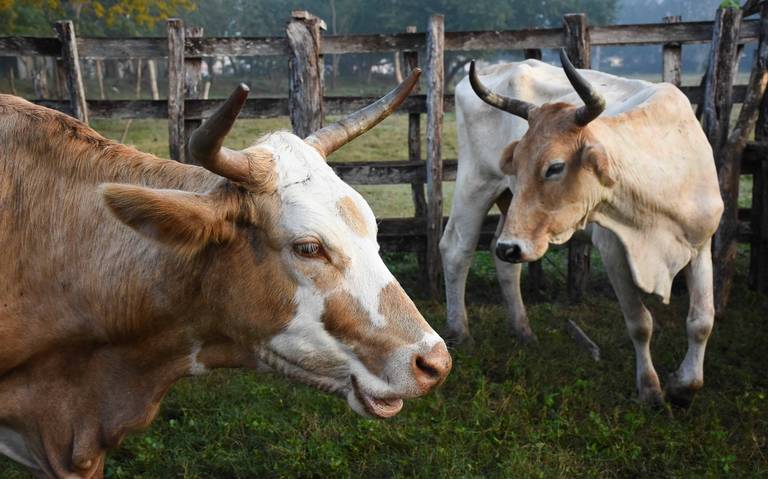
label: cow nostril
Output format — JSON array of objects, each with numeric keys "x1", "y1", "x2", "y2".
[
  {"x1": 415, "y1": 355, "x2": 440, "y2": 379},
  {"x1": 506, "y1": 243, "x2": 521, "y2": 261},
  {"x1": 496, "y1": 242, "x2": 522, "y2": 263},
  {"x1": 412, "y1": 343, "x2": 452, "y2": 391}
]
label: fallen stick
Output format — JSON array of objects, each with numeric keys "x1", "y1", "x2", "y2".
[{"x1": 565, "y1": 320, "x2": 601, "y2": 362}]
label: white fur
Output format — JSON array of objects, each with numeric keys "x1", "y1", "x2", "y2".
[
  {"x1": 254, "y1": 132, "x2": 445, "y2": 414},
  {"x1": 188, "y1": 340, "x2": 208, "y2": 376}
]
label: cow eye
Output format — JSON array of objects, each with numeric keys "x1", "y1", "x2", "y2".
[
  {"x1": 293, "y1": 240, "x2": 323, "y2": 258},
  {"x1": 544, "y1": 162, "x2": 566, "y2": 179}
]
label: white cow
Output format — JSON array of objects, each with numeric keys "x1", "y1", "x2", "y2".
[{"x1": 442, "y1": 50, "x2": 723, "y2": 406}]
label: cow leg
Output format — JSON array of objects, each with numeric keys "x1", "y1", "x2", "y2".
[
  {"x1": 666, "y1": 241, "x2": 715, "y2": 408},
  {"x1": 440, "y1": 177, "x2": 504, "y2": 345},
  {"x1": 595, "y1": 228, "x2": 663, "y2": 406},
  {"x1": 491, "y1": 192, "x2": 535, "y2": 344}
]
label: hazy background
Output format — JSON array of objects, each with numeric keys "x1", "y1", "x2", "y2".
[{"x1": 0, "y1": 0, "x2": 756, "y2": 100}]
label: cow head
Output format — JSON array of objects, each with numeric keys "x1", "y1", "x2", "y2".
[
  {"x1": 101, "y1": 70, "x2": 451, "y2": 419},
  {"x1": 470, "y1": 50, "x2": 614, "y2": 263}
]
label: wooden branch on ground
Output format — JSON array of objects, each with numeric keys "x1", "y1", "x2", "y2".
[{"x1": 565, "y1": 320, "x2": 601, "y2": 362}]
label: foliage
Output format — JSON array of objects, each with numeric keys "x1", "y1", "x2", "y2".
[
  {"x1": 0, "y1": 0, "x2": 195, "y2": 35},
  {"x1": 720, "y1": 0, "x2": 742, "y2": 8}
]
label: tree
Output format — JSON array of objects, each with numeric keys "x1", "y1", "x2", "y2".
[{"x1": 0, "y1": 0, "x2": 196, "y2": 35}]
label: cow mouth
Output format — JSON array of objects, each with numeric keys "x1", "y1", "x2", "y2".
[
  {"x1": 351, "y1": 375, "x2": 403, "y2": 419},
  {"x1": 258, "y1": 347, "x2": 404, "y2": 418}
]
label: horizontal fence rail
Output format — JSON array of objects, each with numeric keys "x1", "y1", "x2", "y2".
[{"x1": 0, "y1": 19, "x2": 762, "y2": 58}]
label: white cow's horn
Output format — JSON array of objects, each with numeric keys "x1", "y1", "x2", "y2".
[
  {"x1": 305, "y1": 68, "x2": 421, "y2": 158},
  {"x1": 469, "y1": 60, "x2": 536, "y2": 120},
  {"x1": 558, "y1": 48, "x2": 606, "y2": 126},
  {"x1": 189, "y1": 84, "x2": 252, "y2": 183}
]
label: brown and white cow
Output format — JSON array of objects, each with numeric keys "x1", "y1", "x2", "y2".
[
  {"x1": 465, "y1": 50, "x2": 723, "y2": 407},
  {"x1": 0, "y1": 70, "x2": 450, "y2": 478}
]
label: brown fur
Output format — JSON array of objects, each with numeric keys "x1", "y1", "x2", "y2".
[
  {"x1": 0, "y1": 95, "x2": 296, "y2": 477},
  {"x1": 499, "y1": 103, "x2": 609, "y2": 257},
  {"x1": 321, "y1": 281, "x2": 427, "y2": 375},
  {"x1": 337, "y1": 195, "x2": 369, "y2": 236}
]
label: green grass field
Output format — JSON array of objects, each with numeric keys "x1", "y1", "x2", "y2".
[{"x1": 0, "y1": 115, "x2": 766, "y2": 478}]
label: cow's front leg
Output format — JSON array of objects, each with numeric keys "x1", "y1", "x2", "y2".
[
  {"x1": 491, "y1": 206, "x2": 535, "y2": 344},
  {"x1": 440, "y1": 178, "x2": 503, "y2": 345},
  {"x1": 666, "y1": 241, "x2": 715, "y2": 408},
  {"x1": 595, "y1": 228, "x2": 663, "y2": 406}
]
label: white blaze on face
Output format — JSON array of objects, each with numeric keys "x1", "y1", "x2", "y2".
[{"x1": 251, "y1": 132, "x2": 448, "y2": 415}]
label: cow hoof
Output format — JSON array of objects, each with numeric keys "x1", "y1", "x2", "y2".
[
  {"x1": 665, "y1": 373, "x2": 701, "y2": 409},
  {"x1": 639, "y1": 387, "x2": 666, "y2": 409},
  {"x1": 515, "y1": 330, "x2": 538, "y2": 346}
]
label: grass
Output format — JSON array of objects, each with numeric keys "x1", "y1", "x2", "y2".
[{"x1": 1, "y1": 115, "x2": 766, "y2": 478}]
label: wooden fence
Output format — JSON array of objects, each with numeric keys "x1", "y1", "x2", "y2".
[{"x1": 1, "y1": 9, "x2": 767, "y2": 303}]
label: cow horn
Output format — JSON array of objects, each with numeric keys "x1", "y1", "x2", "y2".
[
  {"x1": 469, "y1": 60, "x2": 536, "y2": 120},
  {"x1": 305, "y1": 68, "x2": 421, "y2": 158},
  {"x1": 188, "y1": 83, "x2": 252, "y2": 183},
  {"x1": 558, "y1": 48, "x2": 606, "y2": 126}
]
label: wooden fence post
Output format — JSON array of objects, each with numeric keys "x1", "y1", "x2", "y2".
[
  {"x1": 54, "y1": 20, "x2": 88, "y2": 123},
  {"x1": 704, "y1": 7, "x2": 744, "y2": 313},
  {"x1": 563, "y1": 13, "x2": 591, "y2": 303},
  {"x1": 287, "y1": 10, "x2": 325, "y2": 138},
  {"x1": 404, "y1": 25, "x2": 428, "y2": 288},
  {"x1": 702, "y1": 8, "x2": 743, "y2": 161},
  {"x1": 524, "y1": 48, "x2": 544, "y2": 295},
  {"x1": 426, "y1": 14, "x2": 445, "y2": 301},
  {"x1": 167, "y1": 18, "x2": 185, "y2": 163},
  {"x1": 662, "y1": 16, "x2": 683, "y2": 86},
  {"x1": 147, "y1": 59, "x2": 160, "y2": 100},
  {"x1": 752, "y1": 7, "x2": 768, "y2": 293},
  {"x1": 184, "y1": 26, "x2": 204, "y2": 164},
  {"x1": 715, "y1": 5, "x2": 768, "y2": 312}
]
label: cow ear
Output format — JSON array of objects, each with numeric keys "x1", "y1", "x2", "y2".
[
  {"x1": 100, "y1": 184, "x2": 235, "y2": 255},
  {"x1": 499, "y1": 141, "x2": 518, "y2": 175},
  {"x1": 582, "y1": 143, "x2": 615, "y2": 187}
]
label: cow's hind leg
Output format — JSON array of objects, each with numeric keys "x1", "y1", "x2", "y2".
[
  {"x1": 596, "y1": 229, "x2": 663, "y2": 406},
  {"x1": 666, "y1": 241, "x2": 715, "y2": 408},
  {"x1": 440, "y1": 178, "x2": 503, "y2": 345},
  {"x1": 491, "y1": 191, "x2": 535, "y2": 344}
]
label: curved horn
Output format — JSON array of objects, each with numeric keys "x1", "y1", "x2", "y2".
[
  {"x1": 469, "y1": 60, "x2": 536, "y2": 120},
  {"x1": 558, "y1": 48, "x2": 606, "y2": 126},
  {"x1": 305, "y1": 68, "x2": 422, "y2": 158},
  {"x1": 188, "y1": 84, "x2": 251, "y2": 182}
]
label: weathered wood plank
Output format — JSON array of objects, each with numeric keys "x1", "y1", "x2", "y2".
[
  {"x1": 183, "y1": 26, "x2": 204, "y2": 165},
  {"x1": 425, "y1": 14, "x2": 445, "y2": 301},
  {"x1": 54, "y1": 21, "x2": 88, "y2": 124},
  {"x1": 662, "y1": 16, "x2": 683, "y2": 86},
  {"x1": 563, "y1": 13, "x2": 592, "y2": 304},
  {"x1": 703, "y1": 8, "x2": 743, "y2": 160},
  {"x1": 331, "y1": 159, "x2": 458, "y2": 184},
  {"x1": 714, "y1": 6, "x2": 765, "y2": 314},
  {"x1": 185, "y1": 36, "x2": 288, "y2": 57},
  {"x1": 167, "y1": 18, "x2": 186, "y2": 163},
  {"x1": 1, "y1": 18, "x2": 762, "y2": 60},
  {"x1": 0, "y1": 37, "x2": 60, "y2": 56},
  {"x1": 77, "y1": 37, "x2": 166, "y2": 59},
  {"x1": 287, "y1": 11, "x2": 324, "y2": 138},
  {"x1": 590, "y1": 19, "x2": 759, "y2": 46},
  {"x1": 377, "y1": 216, "x2": 754, "y2": 253}
]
